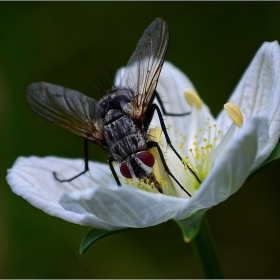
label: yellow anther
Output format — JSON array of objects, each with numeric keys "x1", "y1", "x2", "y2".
[
  {"x1": 224, "y1": 103, "x2": 244, "y2": 128},
  {"x1": 146, "y1": 179, "x2": 150, "y2": 184},
  {"x1": 209, "y1": 126, "x2": 212, "y2": 129},
  {"x1": 214, "y1": 137, "x2": 217, "y2": 141},
  {"x1": 214, "y1": 124, "x2": 217, "y2": 128},
  {"x1": 218, "y1": 130, "x2": 221, "y2": 134},
  {"x1": 159, "y1": 176, "x2": 163, "y2": 181},
  {"x1": 184, "y1": 88, "x2": 203, "y2": 110},
  {"x1": 195, "y1": 147, "x2": 199, "y2": 152},
  {"x1": 140, "y1": 178, "x2": 144, "y2": 183},
  {"x1": 199, "y1": 129, "x2": 203, "y2": 133},
  {"x1": 163, "y1": 181, "x2": 168, "y2": 186},
  {"x1": 194, "y1": 135, "x2": 198, "y2": 139},
  {"x1": 201, "y1": 146, "x2": 205, "y2": 150},
  {"x1": 203, "y1": 138, "x2": 207, "y2": 142},
  {"x1": 196, "y1": 153, "x2": 200, "y2": 159},
  {"x1": 207, "y1": 117, "x2": 210, "y2": 121},
  {"x1": 150, "y1": 182, "x2": 155, "y2": 187},
  {"x1": 189, "y1": 148, "x2": 193, "y2": 152},
  {"x1": 193, "y1": 142, "x2": 197, "y2": 146}
]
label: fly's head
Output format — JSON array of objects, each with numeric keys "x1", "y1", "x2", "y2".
[{"x1": 119, "y1": 151, "x2": 161, "y2": 186}]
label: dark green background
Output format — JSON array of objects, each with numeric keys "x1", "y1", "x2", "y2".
[{"x1": 1, "y1": 2, "x2": 280, "y2": 278}]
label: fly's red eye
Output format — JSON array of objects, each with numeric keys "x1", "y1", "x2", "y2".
[
  {"x1": 120, "y1": 161, "x2": 132, "y2": 178},
  {"x1": 137, "y1": 151, "x2": 155, "y2": 167}
]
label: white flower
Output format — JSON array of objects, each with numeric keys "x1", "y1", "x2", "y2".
[{"x1": 6, "y1": 41, "x2": 280, "y2": 233}]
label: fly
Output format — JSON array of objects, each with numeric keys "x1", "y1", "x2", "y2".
[{"x1": 26, "y1": 18, "x2": 201, "y2": 197}]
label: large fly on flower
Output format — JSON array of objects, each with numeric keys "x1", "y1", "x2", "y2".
[{"x1": 26, "y1": 17, "x2": 200, "y2": 197}]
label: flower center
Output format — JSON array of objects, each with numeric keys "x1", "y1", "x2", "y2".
[
  {"x1": 119, "y1": 89, "x2": 244, "y2": 198},
  {"x1": 181, "y1": 118, "x2": 221, "y2": 190}
]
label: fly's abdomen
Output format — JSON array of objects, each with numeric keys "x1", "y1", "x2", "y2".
[{"x1": 103, "y1": 113, "x2": 147, "y2": 161}]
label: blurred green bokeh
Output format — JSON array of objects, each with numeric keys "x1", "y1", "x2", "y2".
[{"x1": 1, "y1": 2, "x2": 280, "y2": 278}]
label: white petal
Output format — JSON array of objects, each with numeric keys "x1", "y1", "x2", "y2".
[
  {"x1": 217, "y1": 41, "x2": 280, "y2": 167},
  {"x1": 6, "y1": 156, "x2": 121, "y2": 230},
  {"x1": 156, "y1": 62, "x2": 195, "y2": 115},
  {"x1": 185, "y1": 117, "x2": 268, "y2": 212},
  {"x1": 7, "y1": 156, "x2": 193, "y2": 229},
  {"x1": 60, "y1": 185, "x2": 191, "y2": 228},
  {"x1": 155, "y1": 62, "x2": 214, "y2": 142}
]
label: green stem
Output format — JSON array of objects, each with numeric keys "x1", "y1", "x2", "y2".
[{"x1": 192, "y1": 216, "x2": 224, "y2": 279}]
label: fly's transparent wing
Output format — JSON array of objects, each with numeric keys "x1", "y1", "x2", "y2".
[
  {"x1": 27, "y1": 82, "x2": 104, "y2": 144},
  {"x1": 118, "y1": 17, "x2": 169, "y2": 121}
]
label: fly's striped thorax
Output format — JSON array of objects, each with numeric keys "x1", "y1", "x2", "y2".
[{"x1": 103, "y1": 111, "x2": 147, "y2": 161}]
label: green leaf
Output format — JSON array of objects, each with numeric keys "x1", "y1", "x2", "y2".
[
  {"x1": 173, "y1": 208, "x2": 210, "y2": 243},
  {"x1": 247, "y1": 142, "x2": 280, "y2": 181},
  {"x1": 79, "y1": 228, "x2": 126, "y2": 254}
]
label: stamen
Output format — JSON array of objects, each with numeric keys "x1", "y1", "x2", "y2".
[
  {"x1": 210, "y1": 121, "x2": 239, "y2": 164},
  {"x1": 184, "y1": 89, "x2": 203, "y2": 110},
  {"x1": 224, "y1": 103, "x2": 244, "y2": 127}
]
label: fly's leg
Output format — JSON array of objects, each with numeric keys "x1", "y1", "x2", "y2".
[
  {"x1": 147, "y1": 141, "x2": 191, "y2": 197},
  {"x1": 146, "y1": 103, "x2": 201, "y2": 184},
  {"x1": 53, "y1": 138, "x2": 89, "y2": 182},
  {"x1": 155, "y1": 90, "x2": 191, "y2": 117},
  {"x1": 108, "y1": 158, "x2": 122, "y2": 186}
]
